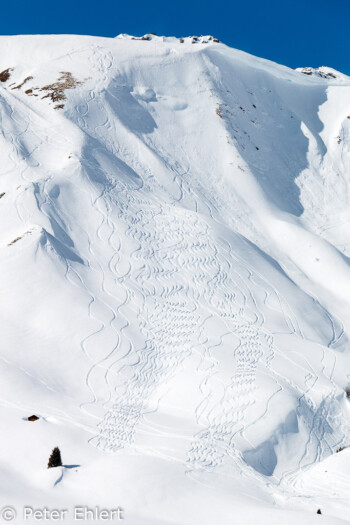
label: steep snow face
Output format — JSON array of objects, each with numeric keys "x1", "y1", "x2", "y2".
[{"x1": 1, "y1": 34, "x2": 350, "y2": 524}]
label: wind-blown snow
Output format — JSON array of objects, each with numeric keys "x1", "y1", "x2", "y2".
[{"x1": 1, "y1": 33, "x2": 350, "y2": 524}]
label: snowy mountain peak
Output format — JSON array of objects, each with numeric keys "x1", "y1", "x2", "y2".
[
  {"x1": 116, "y1": 33, "x2": 220, "y2": 44},
  {"x1": 1, "y1": 34, "x2": 350, "y2": 524},
  {"x1": 297, "y1": 65, "x2": 348, "y2": 81}
]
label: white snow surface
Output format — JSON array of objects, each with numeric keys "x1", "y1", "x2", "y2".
[{"x1": 1, "y1": 34, "x2": 350, "y2": 524}]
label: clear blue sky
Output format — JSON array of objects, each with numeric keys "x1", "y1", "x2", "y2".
[{"x1": 1, "y1": 0, "x2": 349, "y2": 74}]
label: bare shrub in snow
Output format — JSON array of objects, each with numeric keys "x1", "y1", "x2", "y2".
[{"x1": 40, "y1": 72, "x2": 82, "y2": 105}]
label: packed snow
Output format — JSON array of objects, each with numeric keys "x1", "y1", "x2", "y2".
[{"x1": 0, "y1": 33, "x2": 350, "y2": 524}]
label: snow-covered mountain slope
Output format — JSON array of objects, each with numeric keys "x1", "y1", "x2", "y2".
[{"x1": 1, "y1": 33, "x2": 350, "y2": 524}]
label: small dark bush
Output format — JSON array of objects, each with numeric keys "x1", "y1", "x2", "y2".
[
  {"x1": 8, "y1": 236, "x2": 22, "y2": 246},
  {"x1": 12, "y1": 76, "x2": 33, "y2": 90},
  {"x1": 317, "y1": 509, "x2": 322, "y2": 515},
  {"x1": 27, "y1": 415, "x2": 39, "y2": 422},
  {"x1": 0, "y1": 68, "x2": 13, "y2": 82},
  {"x1": 336, "y1": 445, "x2": 348, "y2": 453},
  {"x1": 48, "y1": 447, "x2": 62, "y2": 469},
  {"x1": 345, "y1": 386, "x2": 350, "y2": 399}
]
